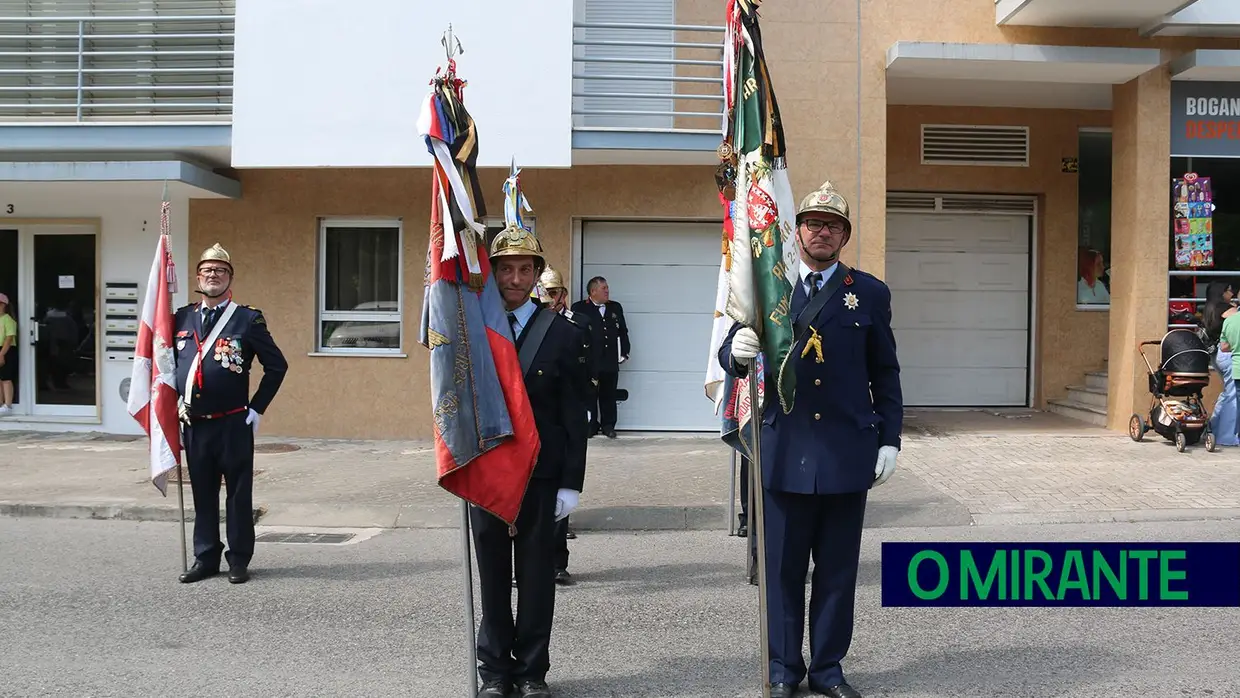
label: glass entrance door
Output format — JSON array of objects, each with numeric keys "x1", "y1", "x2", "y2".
[{"x1": 23, "y1": 227, "x2": 98, "y2": 417}]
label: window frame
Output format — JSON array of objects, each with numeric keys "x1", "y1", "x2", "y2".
[
  {"x1": 316, "y1": 217, "x2": 404, "y2": 356},
  {"x1": 1075, "y1": 127, "x2": 1113, "y2": 312}
]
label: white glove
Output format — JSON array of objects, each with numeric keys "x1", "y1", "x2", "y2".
[
  {"x1": 731, "y1": 327, "x2": 761, "y2": 365},
  {"x1": 246, "y1": 408, "x2": 261, "y2": 436},
  {"x1": 554, "y1": 488, "x2": 580, "y2": 521},
  {"x1": 874, "y1": 446, "x2": 898, "y2": 486}
]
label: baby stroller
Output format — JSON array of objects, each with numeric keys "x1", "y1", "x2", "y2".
[{"x1": 1129, "y1": 329, "x2": 1216, "y2": 452}]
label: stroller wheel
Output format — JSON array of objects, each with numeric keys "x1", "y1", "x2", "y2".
[
  {"x1": 1206, "y1": 431, "x2": 1217, "y2": 453},
  {"x1": 1175, "y1": 431, "x2": 1187, "y2": 453},
  {"x1": 1128, "y1": 414, "x2": 1146, "y2": 442}
]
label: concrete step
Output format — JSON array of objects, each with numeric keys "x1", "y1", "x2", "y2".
[
  {"x1": 1047, "y1": 398, "x2": 1108, "y2": 426},
  {"x1": 1066, "y1": 384, "x2": 1108, "y2": 410},
  {"x1": 1085, "y1": 370, "x2": 1108, "y2": 391}
]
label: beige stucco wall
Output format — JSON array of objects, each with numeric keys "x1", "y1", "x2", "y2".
[
  {"x1": 190, "y1": 166, "x2": 718, "y2": 440},
  {"x1": 192, "y1": 3, "x2": 1240, "y2": 440},
  {"x1": 886, "y1": 105, "x2": 1112, "y2": 408}
]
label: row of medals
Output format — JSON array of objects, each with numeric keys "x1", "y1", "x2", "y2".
[{"x1": 215, "y1": 341, "x2": 243, "y2": 373}]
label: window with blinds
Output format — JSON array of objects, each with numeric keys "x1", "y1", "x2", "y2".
[
  {"x1": 0, "y1": 0, "x2": 234, "y2": 121},
  {"x1": 575, "y1": 0, "x2": 675, "y2": 130}
]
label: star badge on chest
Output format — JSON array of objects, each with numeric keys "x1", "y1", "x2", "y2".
[{"x1": 844, "y1": 292, "x2": 859, "y2": 311}]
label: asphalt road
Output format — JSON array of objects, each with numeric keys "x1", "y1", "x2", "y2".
[{"x1": 2, "y1": 517, "x2": 1239, "y2": 697}]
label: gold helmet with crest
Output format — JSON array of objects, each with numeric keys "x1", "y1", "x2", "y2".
[
  {"x1": 197, "y1": 243, "x2": 233, "y2": 272},
  {"x1": 797, "y1": 180, "x2": 852, "y2": 234},
  {"x1": 489, "y1": 159, "x2": 545, "y2": 269}
]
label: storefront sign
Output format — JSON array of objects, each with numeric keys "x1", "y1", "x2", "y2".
[{"x1": 1171, "y1": 82, "x2": 1240, "y2": 158}]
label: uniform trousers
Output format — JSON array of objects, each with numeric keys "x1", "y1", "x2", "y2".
[
  {"x1": 763, "y1": 488, "x2": 868, "y2": 688},
  {"x1": 554, "y1": 517, "x2": 570, "y2": 572},
  {"x1": 472, "y1": 479, "x2": 559, "y2": 684},
  {"x1": 184, "y1": 411, "x2": 255, "y2": 569},
  {"x1": 591, "y1": 371, "x2": 619, "y2": 432}
]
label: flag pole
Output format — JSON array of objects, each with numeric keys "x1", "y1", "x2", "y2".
[
  {"x1": 459, "y1": 500, "x2": 477, "y2": 698},
  {"x1": 161, "y1": 179, "x2": 189, "y2": 575},
  {"x1": 727, "y1": 449, "x2": 737, "y2": 535},
  {"x1": 748, "y1": 375, "x2": 771, "y2": 698},
  {"x1": 437, "y1": 26, "x2": 478, "y2": 698}
]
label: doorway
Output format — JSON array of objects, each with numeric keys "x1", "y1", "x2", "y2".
[{"x1": 0, "y1": 224, "x2": 98, "y2": 419}]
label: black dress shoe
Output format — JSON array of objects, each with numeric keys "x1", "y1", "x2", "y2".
[
  {"x1": 555, "y1": 569, "x2": 575, "y2": 586},
  {"x1": 604, "y1": 428, "x2": 617, "y2": 439},
  {"x1": 737, "y1": 522, "x2": 748, "y2": 537},
  {"x1": 179, "y1": 562, "x2": 219, "y2": 584},
  {"x1": 516, "y1": 679, "x2": 551, "y2": 697},
  {"x1": 228, "y1": 566, "x2": 250, "y2": 584},
  {"x1": 769, "y1": 683, "x2": 797, "y2": 698},
  {"x1": 478, "y1": 680, "x2": 509, "y2": 697},
  {"x1": 814, "y1": 682, "x2": 862, "y2": 698}
]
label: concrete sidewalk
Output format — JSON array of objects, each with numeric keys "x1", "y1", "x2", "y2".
[{"x1": 3, "y1": 409, "x2": 1240, "y2": 530}]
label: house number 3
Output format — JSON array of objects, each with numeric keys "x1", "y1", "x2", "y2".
[{"x1": 4, "y1": 205, "x2": 11, "y2": 214}]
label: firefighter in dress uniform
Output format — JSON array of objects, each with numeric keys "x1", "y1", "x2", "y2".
[
  {"x1": 474, "y1": 230, "x2": 589, "y2": 698},
  {"x1": 570, "y1": 278, "x2": 629, "y2": 438},
  {"x1": 536, "y1": 266, "x2": 594, "y2": 586},
  {"x1": 175, "y1": 243, "x2": 288, "y2": 585},
  {"x1": 718, "y1": 181, "x2": 903, "y2": 698}
]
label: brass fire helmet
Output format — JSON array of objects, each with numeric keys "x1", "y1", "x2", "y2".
[
  {"x1": 197, "y1": 242, "x2": 233, "y2": 272},
  {"x1": 489, "y1": 223, "x2": 546, "y2": 270},
  {"x1": 534, "y1": 266, "x2": 567, "y2": 303},
  {"x1": 540, "y1": 267, "x2": 566, "y2": 291},
  {"x1": 796, "y1": 180, "x2": 853, "y2": 240}
]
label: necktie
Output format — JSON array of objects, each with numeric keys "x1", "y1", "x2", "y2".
[
  {"x1": 508, "y1": 312, "x2": 519, "y2": 337},
  {"x1": 807, "y1": 272, "x2": 822, "y2": 297},
  {"x1": 202, "y1": 307, "x2": 218, "y2": 335}
]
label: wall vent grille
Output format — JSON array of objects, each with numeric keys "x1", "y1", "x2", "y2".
[
  {"x1": 887, "y1": 192, "x2": 1036, "y2": 215},
  {"x1": 921, "y1": 124, "x2": 1030, "y2": 167}
]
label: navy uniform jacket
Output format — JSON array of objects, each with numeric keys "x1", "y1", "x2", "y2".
[
  {"x1": 173, "y1": 301, "x2": 288, "y2": 418},
  {"x1": 558, "y1": 305, "x2": 598, "y2": 388},
  {"x1": 719, "y1": 266, "x2": 902, "y2": 495},
  {"x1": 521, "y1": 305, "x2": 590, "y2": 492},
  {"x1": 569, "y1": 299, "x2": 629, "y2": 373}
]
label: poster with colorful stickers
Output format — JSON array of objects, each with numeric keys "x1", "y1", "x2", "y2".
[{"x1": 1173, "y1": 173, "x2": 1214, "y2": 269}]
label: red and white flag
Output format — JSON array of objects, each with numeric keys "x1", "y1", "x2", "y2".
[{"x1": 127, "y1": 200, "x2": 182, "y2": 495}]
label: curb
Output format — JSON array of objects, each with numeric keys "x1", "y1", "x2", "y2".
[
  {"x1": 0, "y1": 502, "x2": 264, "y2": 525},
  {"x1": 6, "y1": 501, "x2": 1240, "y2": 531}
]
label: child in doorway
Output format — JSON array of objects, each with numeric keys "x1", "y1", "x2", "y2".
[{"x1": 0, "y1": 293, "x2": 16, "y2": 415}]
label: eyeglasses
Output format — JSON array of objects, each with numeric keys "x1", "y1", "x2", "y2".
[
  {"x1": 802, "y1": 219, "x2": 847, "y2": 235},
  {"x1": 198, "y1": 267, "x2": 230, "y2": 277}
]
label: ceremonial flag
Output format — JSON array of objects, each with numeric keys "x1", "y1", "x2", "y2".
[
  {"x1": 716, "y1": 0, "x2": 799, "y2": 418},
  {"x1": 127, "y1": 200, "x2": 182, "y2": 495},
  {"x1": 418, "y1": 56, "x2": 540, "y2": 527}
]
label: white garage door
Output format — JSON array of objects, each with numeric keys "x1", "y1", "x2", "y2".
[
  {"x1": 885, "y1": 212, "x2": 1031, "y2": 407},
  {"x1": 580, "y1": 221, "x2": 720, "y2": 431}
]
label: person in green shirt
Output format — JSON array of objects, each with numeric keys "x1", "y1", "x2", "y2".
[{"x1": 0, "y1": 292, "x2": 17, "y2": 415}]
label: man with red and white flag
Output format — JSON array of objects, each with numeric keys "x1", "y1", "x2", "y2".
[{"x1": 127, "y1": 199, "x2": 181, "y2": 497}]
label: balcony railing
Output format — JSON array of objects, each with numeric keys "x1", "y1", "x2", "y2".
[
  {"x1": 572, "y1": 21, "x2": 725, "y2": 135},
  {"x1": 0, "y1": 9, "x2": 233, "y2": 122}
]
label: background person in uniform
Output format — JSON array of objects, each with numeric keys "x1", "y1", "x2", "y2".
[
  {"x1": 475, "y1": 231, "x2": 589, "y2": 698},
  {"x1": 719, "y1": 181, "x2": 903, "y2": 698},
  {"x1": 175, "y1": 243, "x2": 288, "y2": 585},
  {"x1": 570, "y1": 277, "x2": 628, "y2": 438},
  {"x1": 537, "y1": 266, "x2": 593, "y2": 585}
]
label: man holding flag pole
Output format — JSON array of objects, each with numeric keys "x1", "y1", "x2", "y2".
[
  {"x1": 419, "y1": 27, "x2": 585, "y2": 698},
  {"x1": 127, "y1": 189, "x2": 187, "y2": 572},
  {"x1": 710, "y1": 2, "x2": 904, "y2": 697}
]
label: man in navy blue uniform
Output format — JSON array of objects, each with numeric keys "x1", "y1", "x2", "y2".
[
  {"x1": 475, "y1": 228, "x2": 589, "y2": 698},
  {"x1": 719, "y1": 181, "x2": 902, "y2": 698},
  {"x1": 536, "y1": 265, "x2": 593, "y2": 586},
  {"x1": 175, "y1": 243, "x2": 288, "y2": 585}
]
